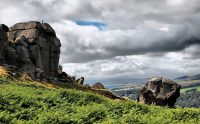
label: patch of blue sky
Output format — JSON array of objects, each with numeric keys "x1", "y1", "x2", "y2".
[{"x1": 75, "y1": 20, "x2": 106, "y2": 30}]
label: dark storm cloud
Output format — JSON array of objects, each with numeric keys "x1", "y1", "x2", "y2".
[
  {"x1": 41, "y1": 0, "x2": 200, "y2": 63},
  {"x1": 58, "y1": 21, "x2": 200, "y2": 63},
  {"x1": 183, "y1": 44, "x2": 200, "y2": 59}
]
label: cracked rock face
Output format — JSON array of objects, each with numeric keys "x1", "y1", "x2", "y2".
[
  {"x1": 137, "y1": 77, "x2": 181, "y2": 107},
  {"x1": 0, "y1": 21, "x2": 61, "y2": 79}
]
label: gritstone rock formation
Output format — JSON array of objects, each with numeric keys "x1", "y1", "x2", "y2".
[
  {"x1": 92, "y1": 82, "x2": 105, "y2": 89},
  {"x1": 137, "y1": 77, "x2": 181, "y2": 107},
  {"x1": 7, "y1": 21, "x2": 61, "y2": 78},
  {"x1": 0, "y1": 21, "x2": 82, "y2": 83}
]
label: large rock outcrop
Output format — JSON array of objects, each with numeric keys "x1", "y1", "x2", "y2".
[
  {"x1": 0, "y1": 21, "x2": 61, "y2": 80},
  {"x1": 137, "y1": 77, "x2": 181, "y2": 107}
]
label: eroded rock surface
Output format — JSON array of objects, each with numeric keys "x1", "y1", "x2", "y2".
[
  {"x1": 75, "y1": 77, "x2": 84, "y2": 85},
  {"x1": 137, "y1": 77, "x2": 181, "y2": 107},
  {"x1": 92, "y1": 82, "x2": 105, "y2": 89},
  {"x1": 7, "y1": 21, "x2": 61, "y2": 78},
  {"x1": 0, "y1": 21, "x2": 61, "y2": 80}
]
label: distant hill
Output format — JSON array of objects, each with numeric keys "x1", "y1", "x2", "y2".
[
  {"x1": 85, "y1": 77, "x2": 147, "y2": 89},
  {"x1": 174, "y1": 74, "x2": 200, "y2": 81}
]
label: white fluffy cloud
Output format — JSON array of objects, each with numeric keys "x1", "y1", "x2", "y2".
[
  {"x1": 63, "y1": 53, "x2": 200, "y2": 79},
  {"x1": 0, "y1": 0, "x2": 200, "y2": 79},
  {"x1": 53, "y1": 20, "x2": 194, "y2": 63}
]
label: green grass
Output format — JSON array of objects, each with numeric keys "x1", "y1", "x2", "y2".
[
  {"x1": 181, "y1": 86, "x2": 200, "y2": 93},
  {"x1": 0, "y1": 77, "x2": 200, "y2": 124},
  {"x1": 177, "y1": 80, "x2": 200, "y2": 85},
  {"x1": 177, "y1": 80, "x2": 200, "y2": 93}
]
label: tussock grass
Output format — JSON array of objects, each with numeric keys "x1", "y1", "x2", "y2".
[
  {"x1": 19, "y1": 73, "x2": 33, "y2": 82},
  {"x1": 0, "y1": 66, "x2": 8, "y2": 77}
]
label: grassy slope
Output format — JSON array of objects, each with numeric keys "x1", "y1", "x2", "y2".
[
  {"x1": 177, "y1": 80, "x2": 200, "y2": 93},
  {"x1": 0, "y1": 77, "x2": 200, "y2": 124},
  {"x1": 180, "y1": 86, "x2": 200, "y2": 93},
  {"x1": 177, "y1": 80, "x2": 200, "y2": 84}
]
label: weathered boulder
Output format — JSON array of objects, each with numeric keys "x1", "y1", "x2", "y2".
[
  {"x1": 58, "y1": 65, "x2": 63, "y2": 74},
  {"x1": 15, "y1": 35, "x2": 36, "y2": 76},
  {"x1": 57, "y1": 72, "x2": 75, "y2": 83},
  {"x1": 92, "y1": 82, "x2": 105, "y2": 89},
  {"x1": 56, "y1": 65, "x2": 78, "y2": 83},
  {"x1": 7, "y1": 21, "x2": 61, "y2": 78},
  {"x1": 75, "y1": 77, "x2": 84, "y2": 85},
  {"x1": 137, "y1": 77, "x2": 181, "y2": 107},
  {"x1": 0, "y1": 24, "x2": 9, "y2": 32}
]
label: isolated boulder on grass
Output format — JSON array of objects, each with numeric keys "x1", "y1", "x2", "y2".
[
  {"x1": 137, "y1": 77, "x2": 181, "y2": 107},
  {"x1": 92, "y1": 82, "x2": 105, "y2": 89}
]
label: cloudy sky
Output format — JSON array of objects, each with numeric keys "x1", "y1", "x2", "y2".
[{"x1": 0, "y1": 0, "x2": 200, "y2": 80}]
